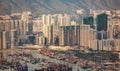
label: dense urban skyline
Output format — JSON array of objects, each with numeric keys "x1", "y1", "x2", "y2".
[{"x1": 0, "y1": 0, "x2": 120, "y2": 71}]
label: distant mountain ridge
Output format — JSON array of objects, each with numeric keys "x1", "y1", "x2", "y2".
[{"x1": 0, "y1": 0, "x2": 120, "y2": 15}]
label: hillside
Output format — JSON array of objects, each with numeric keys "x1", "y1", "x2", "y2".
[{"x1": 0, "y1": 0, "x2": 120, "y2": 15}]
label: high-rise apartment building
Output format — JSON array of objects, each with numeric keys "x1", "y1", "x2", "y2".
[
  {"x1": 1, "y1": 31, "x2": 7, "y2": 49},
  {"x1": 43, "y1": 25, "x2": 53, "y2": 45},
  {"x1": 59, "y1": 27, "x2": 65, "y2": 46},
  {"x1": 57, "y1": 14, "x2": 64, "y2": 26},
  {"x1": 33, "y1": 19, "x2": 43, "y2": 33},
  {"x1": 10, "y1": 29, "x2": 17, "y2": 48},
  {"x1": 59, "y1": 25, "x2": 80, "y2": 46},
  {"x1": 35, "y1": 34, "x2": 45, "y2": 45},
  {"x1": 80, "y1": 24, "x2": 96, "y2": 48},
  {"x1": 42, "y1": 14, "x2": 54, "y2": 26},
  {"x1": 21, "y1": 11, "x2": 32, "y2": 21}
]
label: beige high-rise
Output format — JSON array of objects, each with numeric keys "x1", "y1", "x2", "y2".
[
  {"x1": 80, "y1": 24, "x2": 96, "y2": 48},
  {"x1": 1, "y1": 31, "x2": 7, "y2": 49}
]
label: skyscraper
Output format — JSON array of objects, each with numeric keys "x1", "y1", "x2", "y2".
[
  {"x1": 1, "y1": 31, "x2": 7, "y2": 49},
  {"x1": 96, "y1": 13, "x2": 108, "y2": 31},
  {"x1": 59, "y1": 25, "x2": 80, "y2": 46},
  {"x1": 80, "y1": 24, "x2": 96, "y2": 48},
  {"x1": 10, "y1": 29, "x2": 17, "y2": 48},
  {"x1": 59, "y1": 27, "x2": 65, "y2": 46},
  {"x1": 83, "y1": 16, "x2": 94, "y2": 28},
  {"x1": 43, "y1": 25, "x2": 53, "y2": 45}
]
